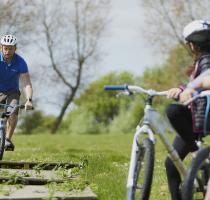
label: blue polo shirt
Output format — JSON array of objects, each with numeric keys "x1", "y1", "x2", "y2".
[{"x1": 0, "y1": 52, "x2": 28, "y2": 92}]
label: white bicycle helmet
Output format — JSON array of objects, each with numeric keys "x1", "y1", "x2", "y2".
[
  {"x1": 183, "y1": 20, "x2": 210, "y2": 43},
  {"x1": 0, "y1": 34, "x2": 17, "y2": 46}
]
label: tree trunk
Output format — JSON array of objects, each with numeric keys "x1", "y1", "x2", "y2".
[{"x1": 51, "y1": 92, "x2": 75, "y2": 134}]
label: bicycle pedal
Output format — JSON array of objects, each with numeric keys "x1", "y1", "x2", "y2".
[{"x1": 5, "y1": 147, "x2": 14, "y2": 151}]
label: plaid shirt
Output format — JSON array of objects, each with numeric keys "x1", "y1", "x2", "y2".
[{"x1": 190, "y1": 54, "x2": 210, "y2": 134}]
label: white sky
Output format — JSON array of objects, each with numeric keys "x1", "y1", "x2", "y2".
[
  {"x1": 96, "y1": 0, "x2": 162, "y2": 76},
  {"x1": 24, "y1": 0, "x2": 164, "y2": 115}
]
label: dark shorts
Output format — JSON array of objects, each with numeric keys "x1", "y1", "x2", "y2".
[{"x1": 0, "y1": 90, "x2": 20, "y2": 115}]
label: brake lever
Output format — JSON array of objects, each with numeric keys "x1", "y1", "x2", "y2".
[{"x1": 116, "y1": 90, "x2": 133, "y2": 97}]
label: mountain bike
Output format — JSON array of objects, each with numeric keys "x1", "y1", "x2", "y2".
[
  {"x1": 0, "y1": 103, "x2": 26, "y2": 160},
  {"x1": 182, "y1": 145, "x2": 210, "y2": 200},
  {"x1": 104, "y1": 84, "x2": 210, "y2": 200}
]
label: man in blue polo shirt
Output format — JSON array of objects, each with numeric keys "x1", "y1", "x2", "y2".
[{"x1": 0, "y1": 34, "x2": 33, "y2": 151}]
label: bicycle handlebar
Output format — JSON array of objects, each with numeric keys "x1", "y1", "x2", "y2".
[
  {"x1": 104, "y1": 85, "x2": 168, "y2": 96},
  {"x1": 104, "y1": 84, "x2": 210, "y2": 105},
  {"x1": 0, "y1": 103, "x2": 34, "y2": 117},
  {"x1": 104, "y1": 84, "x2": 128, "y2": 91},
  {"x1": 0, "y1": 103, "x2": 30, "y2": 110}
]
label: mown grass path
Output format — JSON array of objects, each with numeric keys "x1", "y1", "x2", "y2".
[{"x1": 2, "y1": 133, "x2": 209, "y2": 200}]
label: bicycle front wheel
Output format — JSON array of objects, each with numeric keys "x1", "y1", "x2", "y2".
[
  {"x1": 181, "y1": 146, "x2": 210, "y2": 200},
  {"x1": 131, "y1": 138, "x2": 154, "y2": 200},
  {"x1": 0, "y1": 129, "x2": 5, "y2": 160}
]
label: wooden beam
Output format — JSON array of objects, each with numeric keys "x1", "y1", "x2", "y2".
[{"x1": 0, "y1": 161, "x2": 80, "y2": 170}]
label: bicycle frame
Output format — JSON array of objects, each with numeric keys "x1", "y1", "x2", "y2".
[
  {"x1": 0, "y1": 103, "x2": 27, "y2": 160},
  {"x1": 126, "y1": 99, "x2": 187, "y2": 199},
  {"x1": 0, "y1": 103, "x2": 15, "y2": 138},
  {"x1": 0, "y1": 117, "x2": 7, "y2": 132},
  {"x1": 104, "y1": 84, "x2": 210, "y2": 200}
]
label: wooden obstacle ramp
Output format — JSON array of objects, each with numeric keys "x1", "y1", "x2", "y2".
[
  {"x1": 0, "y1": 160, "x2": 80, "y2": 170},
  {"x1": 0, "y1": 185, "x2": 97, "y2": 199},
  {"x1": 0, "y1": 168, "x2": 79, "y2": 185},
  {"x1": 0, "y1": 161, "x2": 97, "y2": 199}
]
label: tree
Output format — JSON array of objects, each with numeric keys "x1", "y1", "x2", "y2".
[
  {"x1": 0, "y1": 0, "x2": 36, "y2": 47},
  {"x1": 140, "y1": 0, "x2": 210, "y2": 54},
  {"x1": 31, "y1": 0, "x2": 111, "y2": 133},
  {"x1": 74, "y1": 71, "x2": 136, "y2": 125},
  {"x1": 18, "y1": 111, "x2": 55, "y2": 134},
  {"x1": 140, "y1": 44, "x2": 192, "y2": 91},
  {"x1": 61, "y1": 71, "x2": 136, "y2": 134}
]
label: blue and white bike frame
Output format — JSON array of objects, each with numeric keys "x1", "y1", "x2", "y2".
[
  {"x1": 104, "y1": 84, "x2": 210, "y2": 200},
  {"x1": 125, "y1": 97, "x2": 187, "y2": 199}
]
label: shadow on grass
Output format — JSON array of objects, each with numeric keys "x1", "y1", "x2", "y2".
[{"x1": 66, "y1": 148, "x2": 87, "y2": 153}]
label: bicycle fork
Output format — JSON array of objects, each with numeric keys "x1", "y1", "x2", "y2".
[
  {"x1": 126, "y1": 124, "x2": 188, "y2": 200},
  {"x1": 126, "y1": 124, "x2": 155, "y2": 199}
]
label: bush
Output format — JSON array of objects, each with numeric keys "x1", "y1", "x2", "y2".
[
  {"x1": 75, "y1": 71, "x2": 136, "y2": 125},
  {"x1": 17, "y1": 111, "x2": 55, "y2": 134},
  {"x1": 108, "y1": 97, "x2": 144, "y2": 134},
  {"x1": 61, "y1": 106, "x2": 107, "y2": 134}
]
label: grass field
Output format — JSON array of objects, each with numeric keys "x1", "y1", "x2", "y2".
[{"x1": 3, "y1": 133, "x2": 209, "y2": 200}]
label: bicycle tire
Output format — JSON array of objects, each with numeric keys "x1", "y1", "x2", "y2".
[
  {"x1": 0, "y1": 128, "x2": 5, "y2": 160},
  {"x1": 181, "y1": 146, "x2": 210, "y2": 200},
  {"x1": 132, "y1": 138, "x2": 154, "y2": 200}
]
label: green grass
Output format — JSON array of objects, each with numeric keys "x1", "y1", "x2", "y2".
[{"x1": 3, "y1": 133, "x2": 210, "y2": 200}]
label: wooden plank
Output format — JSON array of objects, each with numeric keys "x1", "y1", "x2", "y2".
[
  {"x1": 0, "y1": 169, "x2": 79, "y2": 181},
  {"x1": 0, "y1": 161, "x2": 80, "y2": 170},
  {"x1": 0, "y1": 176, "x2": 65, "y2": 185},
  {"x1": 0, "y1": 186, "x2": 97, "y2": 199}
]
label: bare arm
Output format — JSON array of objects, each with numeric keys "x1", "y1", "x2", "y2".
[
  {"x1": 20, "y1": 73, "x2": 33, "y2": 110},
  {"x1": 199, "y1": 75, "x2": 210, "y2": 89},
  {"x1": 180, "y1": 74, "x2": 210, "y2": 103},
  {"x1": 187, "y1": 69, "x2": 210, "y2": 89}
]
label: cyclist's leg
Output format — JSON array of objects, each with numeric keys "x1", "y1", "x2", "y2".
[
  {"x1": 5, "y1": 90, "x2": 20, "y2": 140},
  {"x1": 166, "y1": 104, "x2": 198, "y2": 152},
  {"x1": 0, "y1": 93, "x2": 7, "y2": 106},
  {"x1": 165, "y1": 136, "x2": 190, "y2": 200},
  {"x1": 165, "y1": 104, "x2": 198, "y2": 200}
]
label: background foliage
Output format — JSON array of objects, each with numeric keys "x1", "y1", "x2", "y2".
[{"x1": 18, "y1": 44, "x2": 192, "y2": 135}]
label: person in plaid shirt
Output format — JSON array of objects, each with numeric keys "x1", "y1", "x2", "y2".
[{"x1": 165, "y1": 20, "x2": 210, "y2": 200}]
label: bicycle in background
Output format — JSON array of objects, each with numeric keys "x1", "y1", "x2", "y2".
[
  {"x1": 0, "y1": 103, "x2": 27, "y2": 160},
  {"x1": 104, "y1": 84, "x2": 210, "y2": 200}
]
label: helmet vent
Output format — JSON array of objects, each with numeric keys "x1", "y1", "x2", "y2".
[{"x1": 0, "y1": 34, "x2": 17, "y2": 46}]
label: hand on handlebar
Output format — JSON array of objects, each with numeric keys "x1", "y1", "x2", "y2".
[
  {"x1": 166, "y1": 88, "x2": 182, "y2": 100},
  {"x1": 179, "y1": 88, "x2": 196, "y2": 103},
  {"x1": 167, "y1": 87, "x2": 198, "y2": 104},
  {"x1": 24, "y1": 100, "x2": 33, "y2": 110}
]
